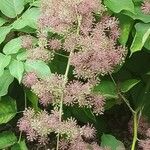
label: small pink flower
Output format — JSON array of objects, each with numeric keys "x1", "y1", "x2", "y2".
[
  {"x1": 22, "y1": 72, "x2": 38, "y2": 88},
  {"x1": 48, "y1": 39, "x2": 62, "y2": 50}
]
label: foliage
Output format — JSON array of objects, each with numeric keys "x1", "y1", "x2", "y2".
[{"x1": 0, "y1": 0, "x2": 149, "y2": 149}]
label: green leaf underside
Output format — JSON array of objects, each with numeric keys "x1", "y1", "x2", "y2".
[{"x1": 131, "y1": 23, "x2": 150, "y2": 54}]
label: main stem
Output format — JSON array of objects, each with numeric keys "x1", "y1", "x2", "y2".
[
  {"x1": 56, "y1": 14, "x2": 82, "y2": 150},
  {"x1": 131, "y1": 111, "x2": 138, "y2": 150},
  {"x1": 109, "y1": 74, "x2": 138, "y2": 150},
  {"x1": 56, "y1": 51, "x2": 73, "y2": 150}
]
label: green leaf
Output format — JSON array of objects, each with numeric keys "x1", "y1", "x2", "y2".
[
  {"x1": 3, "y1": 37, "x2": 22, "y2": 55},
  {"x1": 0, "y1": 70, "x2": 14, "y2": 96},
  {"x1": 130, "y1": 23, "x2": 150, "y2": 54},
  {"x1": 117, "y1": 14, "x2": 134, "y2": 46},
  {"x1": 94, "y1": 81, "x2": 118, "y2": 99},
  {"x1": 0, "y1": 0, "x2": 24, "y2": 18},
  {"x1": 144, "y1": 35, "x2": 150, "y2": 50},
  {"x1": 0, "y1": 53, "x2": 11, "y2": 77},
  {"x1": 0, "y1": 17, "x2": 7, "y2": 26},
  {"x1": 9, "y1": 60, "x2": 24, "y2": 83},
  {"x1": 0, "y1": 26, "x2": 12, "y2": 44},
  {"x1": 17, "y1": 51, "x2": 27, "y2": 61},
  {"x1": 13, "y1": 8, "x2": 40, "y2": 29},
  {"x1": 120, "y1": 79, "x2": 140, "y2": 93},
  {"x1": 0, "y1": 96, "x2": 17, "y2": 124},
  {"x1": 0, "y1": 131, "x2": 17, "y2": 149},
  {"x1": 104, "y1": 0, "x2": 135, "y2": 13},
  {"x1": 26, "y1": 89, "x2": 39, "y2": 111},
  {"x1": 25, "y1": 60, "x2": 51, "y2": 79},
  {"x1": 101, "y1": 134, "x2": 125, "y2": 150},
  {"x1": 122, "y1": 6, "x2": 150, "y2": 23},
  {"x1": 11, "y1": 139, "x2": 28, "y2": 150},
  {"x1": 70, "y1": 106, "x2": 96, "y2": 123}
]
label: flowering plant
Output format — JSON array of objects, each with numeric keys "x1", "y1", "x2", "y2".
[{"x1": 0, "y1": 0, "x2": 150, "y2": 150}]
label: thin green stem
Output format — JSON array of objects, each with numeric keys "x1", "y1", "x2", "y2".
[
  {"x1": 54, "y1": 52, "x2": 69, "y2": 58},
  {"x1": 18, "y1": 89, "x2": 27, "y2": 143},
  {"x1": 118, "y1": 93, "x2": 136, "y2": 114},
  {"x1": 56, "y1": 13, "x2": 82, "y2": 150},
  {"x1": 131, "y1": 111, "x2": 138, "y2": 150},
  {"x1": 18, "y1": 131, "x2": 22, "y2": 143},
  {"x1": 56, "y1": 50, "x2": 73, "y2": 150},
  {"x1": 109, "y1": 74, "x2": 135, "y2": 114}
]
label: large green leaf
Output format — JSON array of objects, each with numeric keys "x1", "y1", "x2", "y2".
[
  {"x1": 101, "y1": 134, "x2": 125, "y2": 150},
  {"x1": 122, "y1": 6, "x2": 150, "y2": 23},
  {"x1": 94, "y1": 81, "x2": 118, "y2": 99},
  {"x1": 0, "y1": 0, "x2": 24, "y2": 18},
  {"x1": 120, "y1": 79, "x2": 140, "y2": 93},
  {"x1": 94, "y1": 79, "x2": 140, "y2": 99},
  {"x1": 0, "y1": 70, "x2": 14, "y2": 96},
  {"x1": 13, "y1": 8, "x2": 40, "y2": 29},
  {"x1": 0, "y1": 26, "x2": 12, "y2": 44},
  {"x1": 117, "y1": 14, "x2": 134, "y2": 46},
  {"x1": 25, "y1": 60, "x2": 51, "y2": 79},
  {"x1": 104, "y1": 0, "x2": 135, "y2": 13},
  {"x1": 3, "y1": 37, "x2": 22, "y2": 55},
  {"x1": 0, "y1": 96, "x2": 17, "y2": 124},
  {"x1": 0, "y1": 131, "x2": 17, "y2": 149},
  {"x1": 130, "y1": 23, "x2": 150, "y2": 54},
  {"x1": 9, "y1": 60, "x2": 24, "y2": 83},
  {"x1": 11, "y1": 139, "x2": 28, "y2": 150},
  {"x1": 0, "y1": 53, "x2": 11, "y2": 77}
]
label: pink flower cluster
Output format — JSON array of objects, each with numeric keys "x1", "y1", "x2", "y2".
[
  {"x1": 141, "y1": 0, "x2": 150, "y2": 14},
  {"x1": 19, "y1": 0, "x2": 127, "y2": 148},
  {"x1": 129, "y1": 117, "x2": 150, "y2": 150},
  {"x1": 22, "y1": 73, "x2": 105, "y2": 114},
  {"x1": 38, "y1": 0, "x2": 104, "y2": 33},
  {"x1": 18, "y1": 108, "x2": 108, "y2": 149},
  {"x1": 64, "y1": 80, "x2": 105, "y2": 114}
]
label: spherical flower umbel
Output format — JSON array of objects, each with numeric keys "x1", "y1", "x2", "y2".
[
  {"x1": 39, "y1": 0, "x2": 105, "y2": 33},
  {"x1": 64, "y1": 80, "x2": 91, "y2": 106},
  {"x1": 80, "y1": 124, "x2": 96, "y2": 139},
  {"x1": 21, "y1": 35, "x2": 34, "y2": 49},
  {"x1": 31, "y1": 73, "x2": 64, "y2": 106},
  {"x1": 18, "y1": 108, "x2": 60, "y2": 144},
  {"x1": 22, "y1": 72, "x2": 38, "y2": 88},
  {"x1": 139, "y1": 139, "x2": 150, "y2": 150},
  {"x1": 70, "y1": 23, "x2": 126, "y2": 80},
  {"x1": 48, "y1": 39, "x2": 62, "y2": 50},
  {"x1": 27, "y1": 47, "x2": 54, "y2": 62}
]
